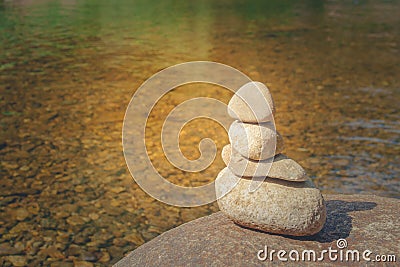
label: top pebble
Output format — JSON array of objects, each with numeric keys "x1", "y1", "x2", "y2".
[{"x1": 228, "y1": 81, "x2": 275, "y2": 123}]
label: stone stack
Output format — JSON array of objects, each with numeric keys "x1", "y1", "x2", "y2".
[{"x1": 215, "y1": 81, "x2": 326, "y2": 236}]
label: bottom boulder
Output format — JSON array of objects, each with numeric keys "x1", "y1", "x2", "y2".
[{"x1": 215, "y1": 168, "x2": 326, "y2": 236}]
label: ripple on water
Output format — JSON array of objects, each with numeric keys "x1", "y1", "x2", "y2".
[
  {"x1": 359, "y1": 87, "x2": 392, "y2": 96},
  {"x1": 343, "y1": 119, "x2": 400, "y2": 135},
  {"x1": 328, "y1": 118, "x2": 400, "y2": 145},
  {"x1": 318, "y1": 152, "x2": 400, "y2": 199}
]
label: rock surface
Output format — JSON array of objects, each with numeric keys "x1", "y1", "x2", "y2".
[
  {"x1": 222, "y1": 144, "x2": 307, "y2": 181},
  {"x1": 116, "y1": 194, "x2": 400, "y2": 267},
  {"x1": 228, "y1": 81, "x2": 275, "y2": 123},
  {"x1": 228, "y1": 121, "x2": 284, "y2": 160},
  {"x1": 215, "y1": 168, "x2": 326, "y2": 236}
]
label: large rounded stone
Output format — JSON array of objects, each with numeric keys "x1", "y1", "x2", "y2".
[
  {"x1": 228, "y1": 121, "x2": 284, "y2": 160},
  {"x1": 116, "y1": 195, "x2": 399, "y2": 267},
  {"x1": 228, "y1": 81, "x2": 275, "y2": 123},
  {"x1": 222, "y1": 144, "x2": 307, "y2": 181},
  {"x1": 215, "y1": 168, "x2": 326, "y2": 236}
]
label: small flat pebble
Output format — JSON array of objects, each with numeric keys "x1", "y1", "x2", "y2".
[
  {"x1": 14, "y1": 208, "x2": 29, "y2": 221},
  {"x1": 6, "y1": 255, "x2": 27, "y2": 267},
  {"x1": 0, "y1": 244, "x2": 23, "y2": 256},
  {"x1": 222, "y1": 144, "x2": 307, "y2": 181},
  {"x1": 73, "y1": 260, "x2": 93, "y2": 267}
]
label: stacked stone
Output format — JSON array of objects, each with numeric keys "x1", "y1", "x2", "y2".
[{"x1": 215, "y1": 82, "x2": 326, "y2": 236}]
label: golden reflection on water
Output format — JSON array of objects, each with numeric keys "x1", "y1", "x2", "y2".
[
  {"x1": 145, "y1": 83, "x2": 232, "y2": 188},
  {"x1": 0, "y1": 0, "x2": 399, "y2": 265}
]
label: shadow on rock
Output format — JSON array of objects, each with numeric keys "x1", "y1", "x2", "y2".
[{"x1": 292, "y1": 200, "x2": 377, "y2": 243}]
